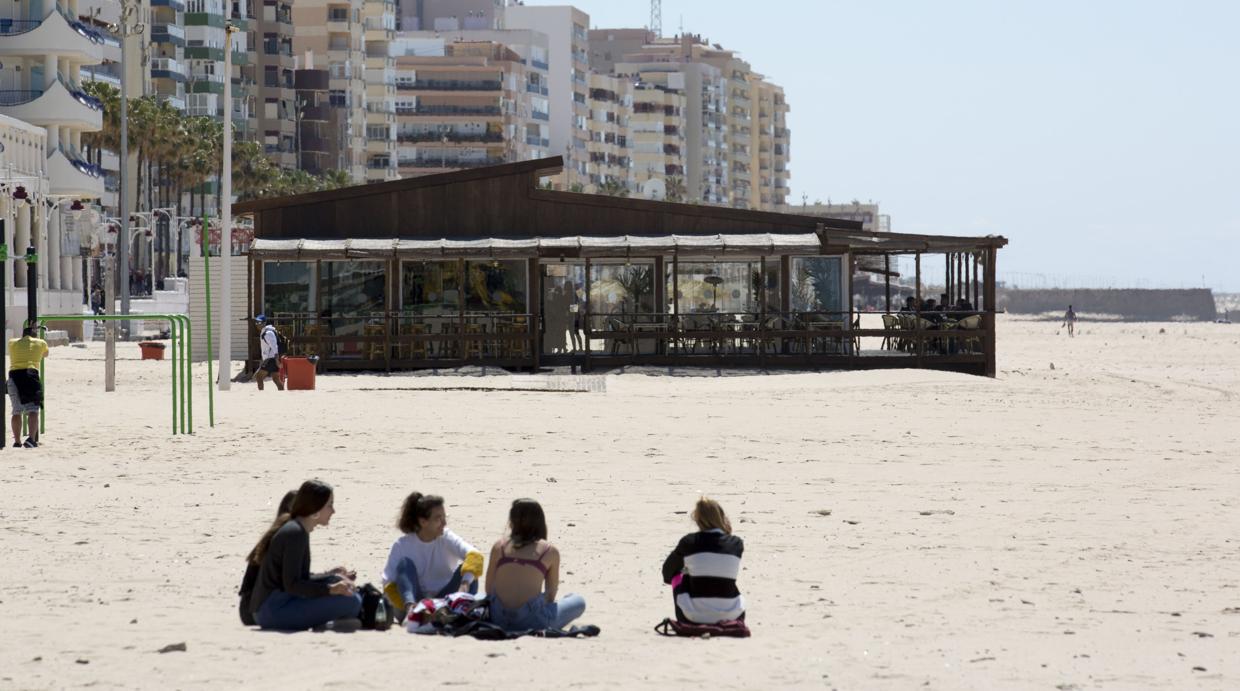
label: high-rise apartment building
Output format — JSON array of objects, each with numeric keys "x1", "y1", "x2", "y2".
[
  {"x1": 590, "y1": 31, "x2": 790, "y2": 211},
  {"x1": 628, "y1": 80, "x2": 685, "y2": 198},
  {"x1": 362, "y1": 0, "x2": 398, "y2": 181},
  {"x1": 250, "y1": 0, "x2": 296, "y2": 169},
  {"x1": 290, "y1": 0, "x2": 366, "y2": 179},
  {"x1": 389, "y1": 39, "x2": 543, "y2": 178},
  {"x1": 583, "y1": 72, "x2": 631, "y2": 193},
  {"x1": 500, "y1": 4, "x2": 589, "y2": 188},
  {"x1": 185, "y1": 0, "x2": 251, "y2": 131},
  {"x1": 396, "y1": 0, "x2": 502, "y2": 31},
  {"x1": 151, "y1": 0, "x2": 188, "y2": 110}
]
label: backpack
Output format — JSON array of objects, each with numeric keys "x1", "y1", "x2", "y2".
[
  {"x1": 654, "y1": 617, "x2": 750, "y2": 638},
  {"x1": 358, "y1": 583, "x2": 394, "y2": 631}
]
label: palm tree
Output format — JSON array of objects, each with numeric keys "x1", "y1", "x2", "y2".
[
  {"x1": 597, "y1": 178, "x2": 629, "y2": 197},
  {"x1": 317, "y1": 169, "x2": 353, "y2": 190},
  {"x1": 665, "y1": 176, "x2": 687, "y2": 203}
]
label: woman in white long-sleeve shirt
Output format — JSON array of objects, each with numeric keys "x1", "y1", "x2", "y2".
[{"x1": 381, "y1": 492, "x2": 484, "y2": 620}]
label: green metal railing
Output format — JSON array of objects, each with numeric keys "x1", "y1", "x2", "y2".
[{"x1": 36, "y1": 313, "x2": 212, "y2": 435}]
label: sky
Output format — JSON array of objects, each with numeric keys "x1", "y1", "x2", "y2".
[{"x1": 527, "y1": 0, "x2": 1240, "y2": 291}]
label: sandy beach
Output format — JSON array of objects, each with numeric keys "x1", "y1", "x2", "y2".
[{"x1": 1, "y1": 315, "x2": 1236, "y2": 690}]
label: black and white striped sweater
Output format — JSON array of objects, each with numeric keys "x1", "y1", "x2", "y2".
[{"x1": 661, "y1": 529, "x2": 745, "y2": 623}]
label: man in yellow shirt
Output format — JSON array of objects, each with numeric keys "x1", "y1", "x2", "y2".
[{"x1": 8, "y1": 324, "x2": 48, "y2": 448}]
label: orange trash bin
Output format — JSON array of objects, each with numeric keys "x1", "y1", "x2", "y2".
[
  {"x1": 283, "y1": 356, "x2": 316, "y2": 390},
  {"x1": 138, "y1": 341, "x2": 166, "y2": 360}
]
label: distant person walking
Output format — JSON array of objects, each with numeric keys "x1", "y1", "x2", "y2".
[
  {"x1": 254, "y1": 314, "x2": 284, "y2": 391},
  {"x1": 1063, "y1": 304, "x2": 1077, "y2": 337},
  {"x1": 8, "y1": 324, "x2": 48, "y2": 448}
]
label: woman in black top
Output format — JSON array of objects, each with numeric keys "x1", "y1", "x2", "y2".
[
  {"x1": 246, "y1": 480, "x2": 361, "y2": 630},
  {"x1": 662, "y1": 497, "x2": 745, "y2": 623},
  {"x1": 238, "y1": 489, "x2": 296, "y2": 625}
]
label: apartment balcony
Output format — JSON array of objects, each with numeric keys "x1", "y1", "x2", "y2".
[
  {"x1": 48, "y1": 147, "x2": 104, "y2": 197},
  {"x1": 0, "y1": 9, "x2": 103, "y2": 65},
  {"x1": 398, "y1": 156, "x2": 505, "y2": 171},
  {"x1": 531, "y1": 110, "x2": 549, "y2": 122},
  {"x1": 151, "y1": 0, "x2": 188, "y2": 10},
  {"x1": 530, "y1": 59, "x2": 549, "y2": 71},
  {"x1": 150, "y1": 58, "x2": 186, "y2": 83},
  {"x1": 2, "y1": 79, "x2": 102, "y2": 131},
  {"x1": 152, "y1": 22, "x2": 186, "y2": 47},
  {"x1": 525, "y1": 135, "x2": 550, "y2": 147},
  {"x1": 397, "y1": 131, "x2": 503, "y2": 144},
  {"x1": 406, "y1": 105, "x2": 502, "y2": 117},
  {"x1": 525, "y1": 83, "x2": 549, "y2": 96},
  {"x1": 399, "y1": 79, "x2": 502, "y2": 92}
]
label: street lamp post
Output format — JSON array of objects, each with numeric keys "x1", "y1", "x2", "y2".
[{"x1": 110, "y1": 0, "x2": 145, "y2": 339}]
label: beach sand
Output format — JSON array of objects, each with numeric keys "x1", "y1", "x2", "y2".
[{"x1": 1, "y1": 316, "x2": 1236, "y2": 689}]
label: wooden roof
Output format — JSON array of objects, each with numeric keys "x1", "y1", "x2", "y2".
[{"x1": 233, "y1": 157, "x2": 1007, "y2": 254}]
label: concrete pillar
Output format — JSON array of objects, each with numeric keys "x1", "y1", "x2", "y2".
[
  {"x1": 37, "y1": 206, "x2": 48, "y2": 291},
  {"x1": 14, "y1": 203, "x2": 30, "y2": 288},
  {"x1": 43, "y1": 54, "x2": 57, "y2": 90},
  {"x1": 1, "y1": 198, "x2": 12, "y2": 292},
  {"x1": 45, "y1": 126, "x2": 59, "y2": 154},
  {"x1": 48, "y1": 209, "x2": 61, "y2": 291}
]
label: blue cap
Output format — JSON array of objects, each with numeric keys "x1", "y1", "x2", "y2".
[{"x1": 254, "y1": 314, "x2": 267, "y2": 323}]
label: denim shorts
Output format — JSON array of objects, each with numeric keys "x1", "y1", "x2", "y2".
[
  {"x1": 7, "y1": 377, "x2": 40, "y2": 414},
  {"x1": 488, "y1": 594, "x2": 557, "y2": 631}
]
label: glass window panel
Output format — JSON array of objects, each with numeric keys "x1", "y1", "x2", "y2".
[
  {"x1": 320, "y1": 261, "x2": 387, "y2": 315},
  {"x1": 670, "y1": 260, "x2": 763, "y2": 314},
  {"x1": 401, "y1": 260, "x2": 461, "y2": 313},
  {"x1": 791, "y1": 256, "x2": 844, "y2": 314},
  {"x1": 261, "y1": 261, "x2": 313, "y2": 315},
  {"x1": 763, "y1": 258, "x2": 781, "y2": 313},
  {"x1": 588, "y1": 263, "x2": 655, "y2": 316},
  {"x1": 465, "y1": 260, "x2": 527, "y2": 312}
]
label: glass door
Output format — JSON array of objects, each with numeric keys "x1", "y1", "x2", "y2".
[{"x1": 540, "y1": 261, "x2": 585, "y2": 356}]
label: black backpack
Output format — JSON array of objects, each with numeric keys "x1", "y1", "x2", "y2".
[
  {"x1": 270, "y1": 327, "x2": 290, "y2": 356},
  {"x1": 358, "y1": 583, "x2": 393, "y2": 631}
]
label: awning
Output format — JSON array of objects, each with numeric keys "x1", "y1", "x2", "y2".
[{"x1": 249, "y1": 233, "x2": 826, "y2": 260}]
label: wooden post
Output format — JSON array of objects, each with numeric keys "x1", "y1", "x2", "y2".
[
  {"x1": 973, "y1": 252, "x2": 980, "y2": 309},
  {"x1": 944, "y1": 253, "x2": 951, "y2": 306},
  {"x1": 583, "y1": 257, "x2": 592, "y2": 366},
  {"x1": 457, "y1": 257, "x2": 465, "y2": 362},
  {"x1": 528, "y1": 257, "x2": 539, "y2": 369},
  {"x1": 984, "y1": 247, "x2": 997, "y2": 377},
  {"x1": 914, "y1": 252, "x2": 922, "y2": 366},
  {"x1": 883, "y1": 253, "x2": 891, "y2": 313}
]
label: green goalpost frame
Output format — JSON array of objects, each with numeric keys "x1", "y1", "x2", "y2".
[{"x1": 36, "y1": 313, "x2": 209, "y2": 435}]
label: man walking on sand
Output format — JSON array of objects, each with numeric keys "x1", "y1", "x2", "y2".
[
  {"x1": 254, "y1": 315, "x2": 284, "y2": 391},
  {"x1": 1063, "y1": 304, "x2": 1077, "y2": 337},
  {"x1": 8, "y1": 324, "x2": 48, "y2": 448}
]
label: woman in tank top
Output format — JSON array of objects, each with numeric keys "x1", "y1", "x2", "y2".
[{"x1": 484, "y1": 498, "x2": 586, "y2": 631}]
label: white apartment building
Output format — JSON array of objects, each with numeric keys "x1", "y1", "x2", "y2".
[
  {"x1": 362, "y1": 0, "x2": 399, "y2": 182},
  {"x1": 500, "y1": 4, "x2": 588, "y2": 188},
  {"x1": 0, "y1": 114, "x2": 92, "y2": 334},
  {"x1": 0, "y1": 0, "x2": 107, "y2": 199}
]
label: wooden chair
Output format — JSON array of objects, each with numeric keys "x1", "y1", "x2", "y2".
[
  {"x1": 363, "y1": 323, "x2": 386, "y2": 360},
  {"x1": 464, "y1": 323, "x2": 485, "y2": 359},
  {"x1": 881, "y1": 313, "x2": 899, "y2": 350},
  {"x1": 301, "y1": 324, "x2": 329, "y2": 358},
  {"x1": 606, "y1": 317, "x2": 633, "y2": 355},
  {"x1": 955, "y1": 315, "x2": 983, "y2": 353},
  {"x1": 400, "y1": 322, "x2": 427, "y2": 359}
]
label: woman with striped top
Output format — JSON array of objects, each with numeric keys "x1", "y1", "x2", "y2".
[{"x1": 661, "y1": 497, "x2": 745, "y2": 623}]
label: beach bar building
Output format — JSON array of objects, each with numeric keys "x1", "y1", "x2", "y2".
[{"x1": 235, "y1": 157, "x2": 1008, "y2": 376}]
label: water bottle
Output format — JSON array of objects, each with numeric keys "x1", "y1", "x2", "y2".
[{"x1": 375, "y1": 596, "x2": 390, "y2": 630}]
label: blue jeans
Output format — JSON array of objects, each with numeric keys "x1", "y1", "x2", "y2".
[
  {"x1": 488, "y1": 593, "x2": 586, "y2": 631},
  {"x1": 394, "y1": 560, "x2": 478, "y2": 604},
  {"x1": 255, "y1": 590, "x2": 363, "y2": 631}
]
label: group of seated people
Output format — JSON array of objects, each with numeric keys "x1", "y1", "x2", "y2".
[
  {"x1": 898, "y1": 294, "x2": 976, "y2": 323},
  {"x1": 239, "y1": 480, "x2": 744, "y2": 633}
]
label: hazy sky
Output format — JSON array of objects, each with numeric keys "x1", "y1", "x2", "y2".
[{"x1": 528, "y1": 1, "x2": 1239, "y2": 291}]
